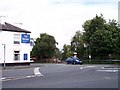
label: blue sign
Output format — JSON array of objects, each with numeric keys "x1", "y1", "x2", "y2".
[
  {"x1": 21, "y1": 34, "x2": 30, "y2": 43},
  {"x1": 24, "y1": 54, "x2": 28, "y2": 60}
]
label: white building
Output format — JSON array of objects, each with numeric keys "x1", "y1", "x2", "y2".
[{"x1": 0, "y1": 22, "x2": 32, "y2": 65}]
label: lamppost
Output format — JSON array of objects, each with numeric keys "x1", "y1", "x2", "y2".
[{"x1": 2, "y1": 44, "x2": 6, "y2": 69}]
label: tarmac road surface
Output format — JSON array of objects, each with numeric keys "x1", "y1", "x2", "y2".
[{"x1": 1, "y1": 64, "x2": 119, "y2": 89}]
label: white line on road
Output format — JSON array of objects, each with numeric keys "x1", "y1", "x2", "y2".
[
  {"x1": 97, "y1": 67, "x2": 119, "y2": 72},
  {"x1": 105, "y1": 76, "x2": 111, "y2": 79},
  {"x1": 86, "y1": 66, "x2": 96, "y2": 68},
  {"x1": 1, "y1": 78, "x2": 5, "y2": 80},
  {"x1": 1, "y1": 67, "x2": 43, "y2": 81},
  {"x1": 1, "y1": 74, "x2": 43, "y2": 81},
  {"x1": 34, "y1": 67, "x2": 43, "y2": 76},
  {"x1": 102, "y1": 67, "x2": 119, "y2": 70},
  {"x1": 97, "y1": 70, "x2": 118, "y2": 72},
  {"x1": 80, "y1": 65, "x2": 96, "y2": 70},
  {"x1": 27, "y1": 75, "x2": 35, "y2": 78},
  {"x1": 80, "y1": 67, "x2": 84, "y2": 69}
]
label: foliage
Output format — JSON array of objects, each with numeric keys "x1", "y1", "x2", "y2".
[
  {"x1": 62, "y1": 31, "x2": 84, "y2": 60},
  {"x1": 62, "y1": 14, "x2": 120, "y2": 61},
  {"x1": 62, "y1": 44, "x2": 72, "y2": 60},
  {"x1": 31, "y1": 33, "x2": 57, "y2": 62},
  {"x1": 31, "y1": 14, "x2": 120, "y2": 63},
  {"x1": 71, "y1": 31, "x2": 85, "y2": 59},
  {"x1": 83, "y1": 14, "x2": 120, "y2": 60},
  {"x1": 55, "y1": 48, "x2": 62, "y2": 60}
]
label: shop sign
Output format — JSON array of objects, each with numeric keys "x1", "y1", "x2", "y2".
[{"x1": 21, "y1": 34, "x2": 30, "y2": 43}]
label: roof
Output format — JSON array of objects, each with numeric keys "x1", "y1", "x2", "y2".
[{"x1": 0, "y1": 22, "x2": 31, "y2": 33}]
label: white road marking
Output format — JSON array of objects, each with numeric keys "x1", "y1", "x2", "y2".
[
  {"x1": 102, "y1": 67, "x2": 119, "y2": 70},
  {"x1": 97, "y1": 67, "x2": 118, "y2": 72},
  {"x1": 80, "y1": 67, "x2": 84, "y2": 69},
  {"x1": 80, "y1": 65, "x2": 96, "y2": 70},
  {"x1": 97, "y1": 70, "x2": 118, "y2": 72},
  {"x1": 2, "y1": 74, "x2": 43, "y2": 81},
  {"x1": 2, "y1": 67, "x2": 43, "y2": 81},
  {"x1": 1, "y1": 78, "x2": 5, "y2": 80},
  {"x1": 27, "y1": 75, "x2": 35, "y2": 78},
  {"x1": 86, "y1": 66, "x2": 95, "y2": 68},
  {"x1": 102, "y1": 67, "x2": 104, "y2": 69},
  {"x1": 105, "y1": 76, "x2": 111, "y2": 79},
  {"x1": 34, "y1": 67, "x2": 43, "y2": 76}
]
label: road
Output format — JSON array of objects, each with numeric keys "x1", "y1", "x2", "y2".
[{"x1": 1, "y1": 64, "x2": 119, "y2": 89}]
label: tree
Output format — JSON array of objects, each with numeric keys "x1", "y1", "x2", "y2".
[
  {"x1": 62, "y1": 44, "x2": 73, "y2": 60},
  {"x1": 82, "y1": 14, "x2": 120, "y2": 60},
  {"x1": 83, "y1": 14, "x2": 106, "y2": 44},
  {"x1": 71, "y1": 31, "x2": 85, "y2": 59},
  {"x1": 55, "y1": 48, "x2": 62, "y2": 60},
  {"x1": 31, "y1": 33, "x2": 57, "y2": 62}
]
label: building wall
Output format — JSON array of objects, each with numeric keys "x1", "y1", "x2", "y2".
[
  {"x1": 0, "y1": 43, "x2": 4, "y2": 63},
  {"x1": 0, "y1": 31, "x2": 31, "y2": 64}
]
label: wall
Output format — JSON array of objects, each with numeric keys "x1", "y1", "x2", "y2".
[
  {"x1": 0, "y1": 42, "x2": 4, "y2": 64},
  {"x1": 0, "y1": 31, "x2": 31, "y2": 64}
]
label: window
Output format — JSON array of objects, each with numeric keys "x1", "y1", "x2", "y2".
[
  {"x1": 14, "y1": 34, "x2": 20, "y2": 44},
  {"x1": 14, "y1": 51, "x2": 20, "y2": 61}
]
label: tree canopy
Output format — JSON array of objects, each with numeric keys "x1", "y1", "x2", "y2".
[
  {"x1": 31, "y1": 33, "x2": 57, "y2": 62},
  {"x1": 83, "y1": 14, "x2": 120, "y2": 60},
  {"x1": 62, "y1": 14, "x2": 120, "y2": 61},
  {"x1": 31, "y1": 14, "x2": 120, "y2": 63}
]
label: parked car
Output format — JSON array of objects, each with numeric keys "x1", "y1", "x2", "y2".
[{"x1": 66, "y1": 57, "x2": 83, "y2": 65}]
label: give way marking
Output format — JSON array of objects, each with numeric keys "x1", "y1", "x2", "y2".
[
  {"x1": 34, "y1": 67, "x2": 43, "y2": 76},
  {"x1": 1, "y1": 67, "x2": 43, "y2": 81}
]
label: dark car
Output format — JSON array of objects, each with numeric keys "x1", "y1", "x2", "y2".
[{"x1": 66, "y1": 57, "x2": 83, "y2": 65}]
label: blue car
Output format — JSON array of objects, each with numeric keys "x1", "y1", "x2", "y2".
[{"x1": 66, "y1": 57, "x2": 83, "y2": 65}]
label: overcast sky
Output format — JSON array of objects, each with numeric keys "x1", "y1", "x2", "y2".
[{"x1": 0, "y1": 0, "x2": 119, "y2": 50}]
